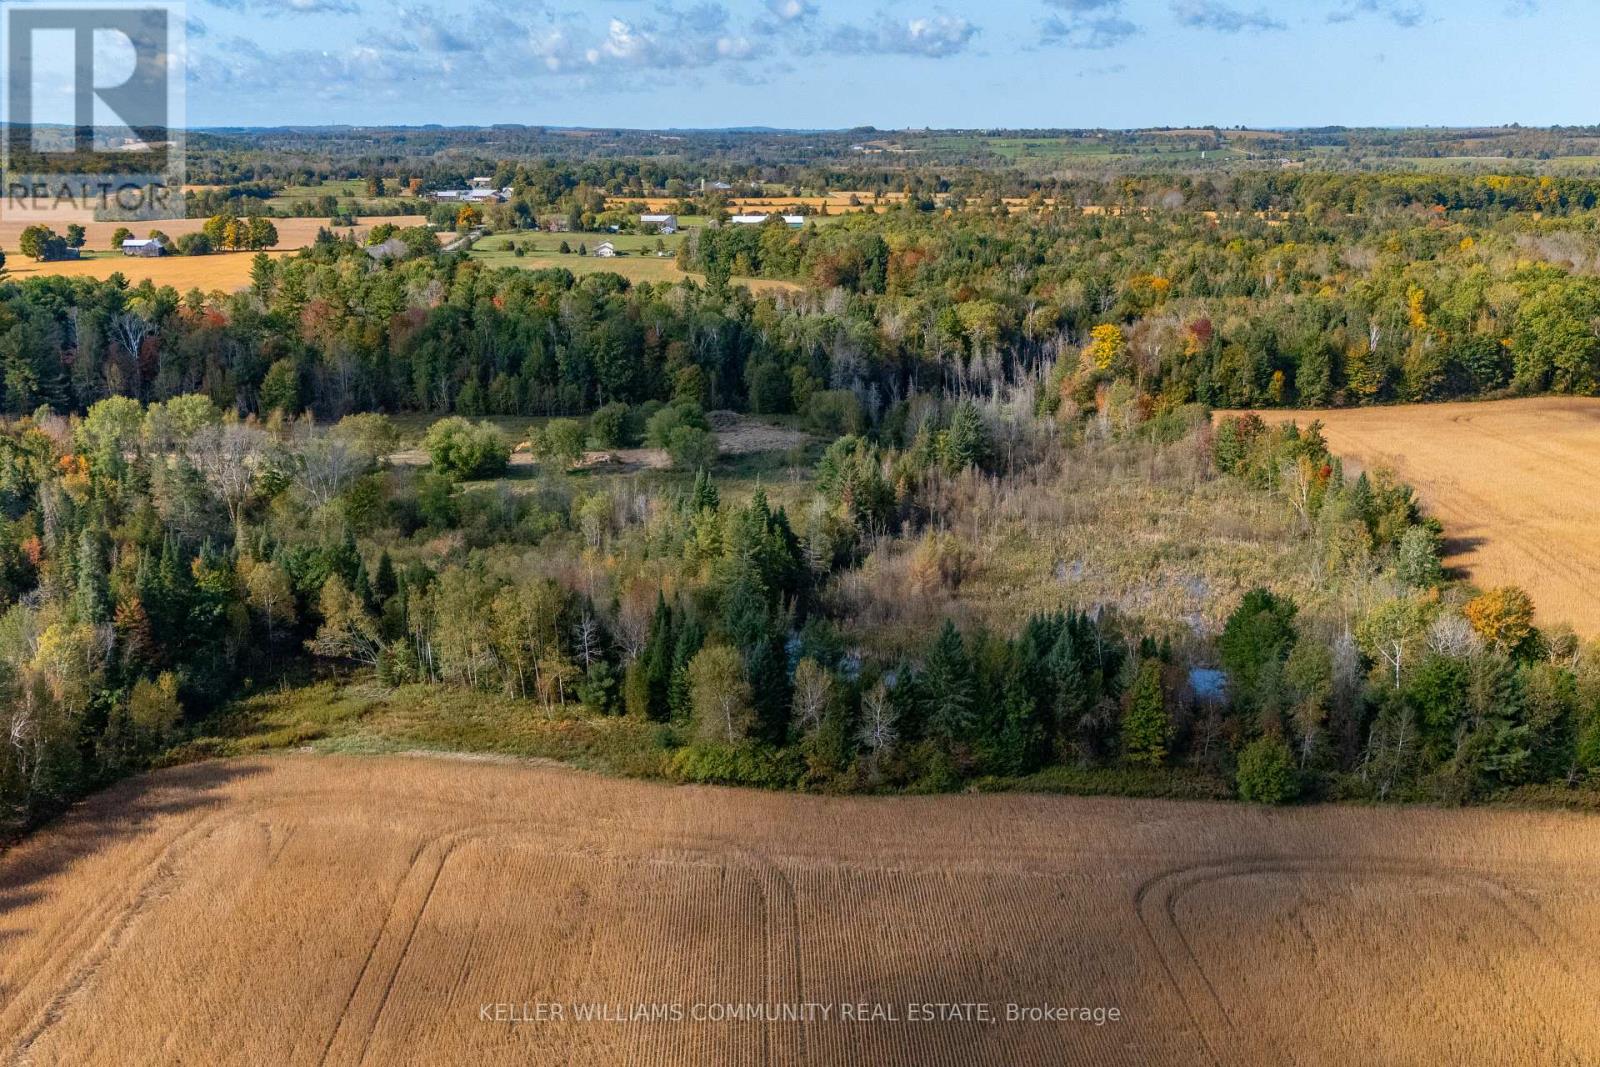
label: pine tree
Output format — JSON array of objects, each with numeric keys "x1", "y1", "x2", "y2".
[
  {"x1": 689, "y1": 468, "x2": 719, "y2": 513},
  {"x1": 1121, "y1": 660, "x2": 1170, "y2": 767},
  {"x1": 373, "y1": 550, "x2": 398, "y2": 602},
  {"x1": 638, "y1": 594, "x2": 675, "y2": 721},
  {"x1": 668, "y1": 614, "x2": 706, "y2": 720},
  {"x1": 945, "y1": 400, "x2": 991, "y2": 471},
  {"x1": 923, "y1": 621, "x2": 976, "y2": 745},
  {"x1": 75, "y1": 528, "x2": 110, "y2": 625}
]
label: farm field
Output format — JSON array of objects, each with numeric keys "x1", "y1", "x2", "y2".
[
  {"x1": 1236, "y1": 398, "x2": 1600, "y2": 635},
  {"x1": 611, "y1": 191, "x2": 903, "y2": 214},
  {"x1": 0, "y1": 753, "x2": 1595, "y2": 1066},
  {"x1": 5, "y1": 249, "x2": 294, "y2": 290},
  {"x1": 469, "y1": 234, "x2": 802, "y2": 295},
  {"x1": 0, "y1": 215, "x2": 426, "y2": 256}
]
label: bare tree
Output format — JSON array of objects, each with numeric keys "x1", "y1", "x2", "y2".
[
  {"x1": 791, "y1": 658, "x2": 834, "y2": 737},
  {"x1": 574, "y1": 613, "x2": 602, "y2": 669},
  {"x1": 186, "y1": 422, "x2": 268, "y2": 535},
  {"x1": 857, "y1": 682, "x2": 898, "y2": 771},
  {"x1": 110, "y1": 311, "x2": 153, "y2": 362},
  {"x1": 294, "y1": 434, "x2": 371, "y2": 509}
]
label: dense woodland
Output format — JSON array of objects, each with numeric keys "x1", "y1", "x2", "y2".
[{"x1": 7, "y1": 145, "x2": 1600, "y2": 829}]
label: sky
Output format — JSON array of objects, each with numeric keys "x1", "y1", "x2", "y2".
[{"x1": 169, "y1": 0, "x2": 1594, "y2": 129}]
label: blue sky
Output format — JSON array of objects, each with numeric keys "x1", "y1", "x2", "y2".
[{"x1": 178, "y1": 0, "x2": 1590, "y2": 128}]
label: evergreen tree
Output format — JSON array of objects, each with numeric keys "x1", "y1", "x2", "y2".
[
  {"x1": 690, "y1": 467, "x2": 720, "y2": 513},
  {"x1": 638, "y1": 594, "x2": 675, "y2": 721},
  {"x1": 373, "y1": 550, "x2": 398, "y2": 602},
  {"x1": 944, "y1": 400, "x2": 991, "y2": 471},
  {"x1": 75, "y1": 528, "x2": 110, "y2": 625},
  {"x1": 923, "y1": 621, "x2": 976, "y2": 746},
  {"x1": 1121, "y1": 660, "x2": 1170, "y2": 767}
]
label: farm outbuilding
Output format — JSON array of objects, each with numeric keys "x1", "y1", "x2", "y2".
[{"x1": 121, "y1": 238, "x2": 163, "y2": 257}]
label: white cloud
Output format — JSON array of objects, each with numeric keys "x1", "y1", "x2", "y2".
[
  {"x1": 206, "y1": 0, "x2": 360, "y2": 17},
  {"x1": 1327, "y1": 0, "x2": 1427, "y2": 28},
  {"x1": 1171, "y1": 0, "x2": 1285, "y2": 32},
  {"x1": 1040, "y1": 0, "x2": 1139, "y2": 49},
  {"x1": 827, "y1": 12, "x2": 979, "y2": 58}
]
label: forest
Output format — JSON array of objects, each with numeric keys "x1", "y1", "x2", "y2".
[{"x1": 6, "y1": 150, "x2": 1600, "y2": 830}]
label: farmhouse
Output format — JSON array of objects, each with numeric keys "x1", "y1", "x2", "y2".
[
  {"x1": 729, "y1": 214, "x2": 805, "y2": 228},
  {"x1": 121, "y1": 238, "x2": 163, "y2": 257},
  {"x1": 593, "y1": 241, "x2": 617, "y2": 257},
  {"x1": 430, "y1": 186, "x2": 512, "y2": 204},
  {"x1": 640, "y1": 213, "x2": 678, "y2": 233}
]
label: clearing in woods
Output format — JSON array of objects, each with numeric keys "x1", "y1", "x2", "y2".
[
  {"x1": 0, "y1": 753, "x2": 1596, "y2": 1066},
  {"x1": 1233, "y1": 397, "x2": 1600, "y2": 636}
]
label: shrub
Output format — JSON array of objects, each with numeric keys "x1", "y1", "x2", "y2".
[
  {"x1": 668, "y1": 743, "x2": 805, "y2": 789},
  {"x1": 535, "y1": 418, "x2": 586, "y2": 468},
  {"x1": 644, "y1": 401, "x2": 710, "y2": 447},
  {"x1": 664, "y1": 425, "x2": 718, "y2": 470},
  {"x1": 804, "y1": 389, "x2": 865, "y2": 436},
  {"x1": 1236, "y1": 735, "x2": 1299, "y2": 804},
  {"x1": 422, "y1": 417, "x2": 509, "y2": 480},
  {"x1": 588, "y1": 402, "x2": 630, "y2": 448}
]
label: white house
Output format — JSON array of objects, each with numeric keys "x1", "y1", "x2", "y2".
[
  {"x1": 640, "y1": 213, "x2": 678, "y2": 233},
  {"x1": 593, "y1": 241, "x2": 617, "y2": 258},
  {"x1": 121, "y1": 238, "x2": 163, "y2": 257},
  {"x1": 468, "y1": 176, "x2": 493, "y2": 189}
]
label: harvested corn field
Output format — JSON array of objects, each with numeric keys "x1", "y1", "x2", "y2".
[
  {"x1": 1, "y1": 754, "x2": 1597, "y2": 1066},
  {"x1": 1237, "y1": 398, "x2": 1600, "y2": 635}
]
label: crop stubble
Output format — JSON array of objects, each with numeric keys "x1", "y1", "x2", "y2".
[{"x1": 1, "y1": 754, "x2": 1596, "y2": 1066}]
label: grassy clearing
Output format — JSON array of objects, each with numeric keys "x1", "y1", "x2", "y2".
[
  {"x1": 172, "y1": 680, "x2": 677, "y2": 778},
  {"x1": 830, "y1": 433, "x2": 1318, "y2": 659},
  {"x1": 467, "y1": 235, "x2": 801, "y2": 294}
]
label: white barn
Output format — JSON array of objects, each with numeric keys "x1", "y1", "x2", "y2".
[
  {"x1": 121, "y1": 238, "x2": 163, "y2": 257},
  {"x1": 640, "y1": 213, "x2": 678, "y2": 233}
]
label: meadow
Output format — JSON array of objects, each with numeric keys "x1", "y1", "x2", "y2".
[
  {"x1": 469, "y1": 233, "x2": 802, "y2": 294},
  {"x1": 0, "y1": 752, "x2": 1595, "y2": 1066},
  {"x1": 1238, "y1": 397, "x2": 1600, "y2": 635}
]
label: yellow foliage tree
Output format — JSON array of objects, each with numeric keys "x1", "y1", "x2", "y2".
[
  {"x1": 1086, "y1": 323, "x2": 1126, "y2": 372},
  {"x1": 1463, "y1": 586, "x2": 1536, "y2": 653}
]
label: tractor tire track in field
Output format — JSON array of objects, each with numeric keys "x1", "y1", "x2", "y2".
[
  {"x1": 1133, "y1": 855, "x2": 1586, "y2": 1067},
  {"x1": 3, "y1": 806, "x2": 268, "y2": 1066}
]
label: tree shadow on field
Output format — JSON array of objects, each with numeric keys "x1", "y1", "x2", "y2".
[
  {"x1": 1438, "y1": 533, "x2": 1487, "y2": 581},
  {"x1": 0, "y1": 761, "x2": 268, "y2": 957}
]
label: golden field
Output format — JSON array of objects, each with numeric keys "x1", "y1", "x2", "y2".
[
  {"x1": 5, "y1": 249, "x2": 296, "y2": 290},
  {"x1": 1237, "y1": 398, "x2": 1600, "y2": 635},
  {"x1": 1, "y1": 753, "x2": 1596, "y2": 1066}
]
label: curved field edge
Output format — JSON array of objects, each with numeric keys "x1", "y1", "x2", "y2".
[{"x1": 165, "y1": 679, "x2": 1600, "y2": 810}]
